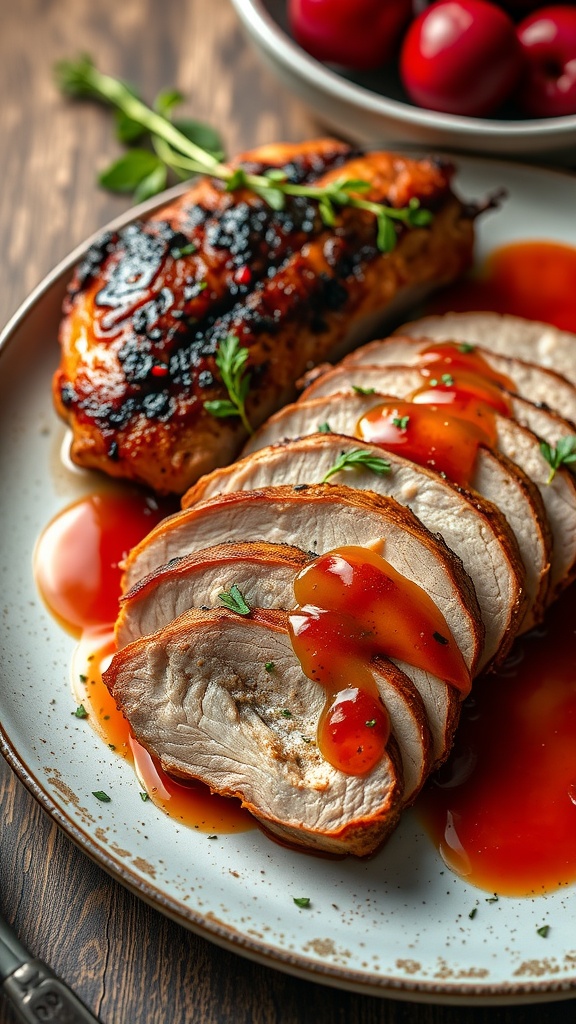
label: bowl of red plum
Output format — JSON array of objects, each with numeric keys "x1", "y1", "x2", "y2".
[{"x1": 231, "y1": 0, "x2": 576, "y2": 159}]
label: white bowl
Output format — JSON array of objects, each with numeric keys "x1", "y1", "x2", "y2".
[{"x1": 231, "y1": 0, "x2": 576, "y2": 162}]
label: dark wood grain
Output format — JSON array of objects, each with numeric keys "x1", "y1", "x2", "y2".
[{"x1": 1, "y1": 2, "x2": 575, "y2": 1022}]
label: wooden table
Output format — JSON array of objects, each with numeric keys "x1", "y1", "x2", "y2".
[{"x1": 1, "y1": 2, "x2": 574, "y2": 1021}]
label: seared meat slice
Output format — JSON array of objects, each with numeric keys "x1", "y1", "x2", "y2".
[
  {"x1": 397, "y1": 311, "x2": 576, "y2": 388},
  {"x1": 297, "y1": 366, "x2": 556, "y2": 618},
  {"x1": 54, "y1": 141, "x2": 476, "y2": 494},
  {"x1": 116, "y1": 541, "x2": 310, "y2": 648},
  {"x1": 494, "y1": 417, "x2": 576, "y2": 598},
  {"x1": 105, "y1": 607, "x2": 409, "y2": 856},
  {"x1": 184, "y1": 433, "x2": 526, "y2": 670},
  {"x1": 343, "y1": 335, "x2": 576, "y2": 426},
  {"x1": 122, "y1": 484, "x2": 484, "y2": 765}
]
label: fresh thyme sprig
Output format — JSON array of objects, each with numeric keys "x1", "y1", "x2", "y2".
[
  {"x1": 54, "y1": 55, "x2": 433, "y2": 250},
  {"x1": 321, "y1": 449, "x2": 391, "y2": 484},
  {"x1": 218, "y1": 584, "x2": 251, "y2": 616},
  {"x1": 204, "y1": 334, "x2": 253, "y2": 434},
  {"x1": 540, "y1": 435, "x2": 576, "y2": 484}
]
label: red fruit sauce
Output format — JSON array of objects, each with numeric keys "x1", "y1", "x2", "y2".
[
  {"x1": 289, "y1": 546, "x2": 469, "y2": 775},
  {"x1": 34, "y1": 490, "x2": 252, "y2": 834}
]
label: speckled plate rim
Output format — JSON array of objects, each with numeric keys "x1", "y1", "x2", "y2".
[
  {"x1": 2, "y1": 157, "x2": 576, "y2": 1007},
  {"x1": 232, "y1": 0, "x2": 576, "y2": 141}
]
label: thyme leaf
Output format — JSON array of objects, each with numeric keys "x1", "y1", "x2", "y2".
[
  {"x1": 539, "y1": 435, "x2": 576, "y2": 484},
  {"x1": 204, "y1": 334, "x2": 253, "y2": 434},
  {"x1": 55, "y1": 56, "x2": 434, "y2": 248},
  {"x1": 218, "y1": 584, "x2": 251, "y2": 616},
  {"x1": 321, "y1": 448, "x2": 391, "y2": 484}
]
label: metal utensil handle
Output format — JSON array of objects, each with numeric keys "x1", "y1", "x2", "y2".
[{"x1": 3, "y1": 959, "x2": 101, "y2": 1024}]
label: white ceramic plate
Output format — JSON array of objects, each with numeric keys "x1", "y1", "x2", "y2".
[
  {"x1": 1, "y1": 158, "x2": 576, "y2": 1006},
  {"x1": 231, "y1": 0, "x2": 576, "y2": 162}
]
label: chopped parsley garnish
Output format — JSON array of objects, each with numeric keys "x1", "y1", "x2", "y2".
[
  {"x1": 171, "y1": 241, "x2": 196, "y2": 258},
  {"x1": 392, "y1": 415, "x2": 410, "y2": 430},
  {"x1": 469, "y1": 907, "x2": 478, "y2": 920},
  {"x1": 441, "y1": 373, "x2": 454, "y2": 386},
  {"x1": 265, "y1": 662, "x2": 275, "y2": 673},
  {"x1": 140, "y1": 791, "x2": 150, "y2": 802},
  {"x1": 280, "y1": 709, "x2": 293, "y2": 718},
  {"x1": 293, "y1": 897, "x2": 311, "y2": 908},
  {"x1": 537, "y1": 925, "x2": 550, "y2": 938},
  {"x1": 365, "y1": 719, "x2": 377, "y2": 728},
  {"x1": 73, "y1": 704, "x2": 88, "y2": 718},
  {"x1": 539, "y1": 435, "x2": 576, "y2": 484},
  {"x1": 318, "y1": 421, "x2": 332, "y2": 433},
  {"x1": 352, "y1": 385, "x2": 376, "y2": 396},
  {"x1": 218, "y1": 584, "x2": 251, "y2": 616},
  {"x1": 485, "y1": 894, "x2": 499, "y2": 903},
  {"x1": 321, "y1": 448, "x2": 391, "y2": 484},
  {"x1": 459, "y1": 342, "x2": 475, "y2": 353},
  {"x1": 92, "y1": 790, "x2": 111, "y2": 802}
]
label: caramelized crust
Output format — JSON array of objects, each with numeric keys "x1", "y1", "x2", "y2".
[{"x1": 53, "y1": 140, "x2": 475, "y2": 494}]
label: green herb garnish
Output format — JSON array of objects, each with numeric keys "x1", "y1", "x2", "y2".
[
  {"x1": 459, "y1": 342, "x2": 475, "y2": 353},
  {"x1": 318, "y1": 422, "x2": 332, "y2": 433},
  {"x1": 293, "y1": 897, "x2": 311, "y2": 908},
  {"x1": 218, "y1": 583, "x2": 251, "y2": 616},
  {"x1": 280, "y1": 709, "x2": 293, "y2": 718},
  {"x1": 537, "y1": 925, "x2": 550, "y2": 938},
  {"x1": 55, "y1": 56, "x2": 433, "y2": 247},
  {"x1": 392, "y1": 415, "x2": 410, "y2": 430},
  {"x1": 265, "y1": 662, "x2": 275, "y2": 673},
  {"x1": 92, "y1": 790, "x2": 111, "y2": 802},
  {"x1": 365, "y1": 719, "x2": 377, "y2": 728},
  {"x1": 469, "y1": 907, "x2": 478, "y2": 920},
  {"x1": 441, "y1": 373, "x2": 454, "y2": 386},
  {"x1": 352, "y1": 385, "x2": 376, "y2": 396},
  {"x1": 73, "y1": 704, "x2": 88, "y2": 719},
  {"x1": 539, "y1": 435, "x2": 576, "y2": 484},
  {"x1": 140, "y1": 791, "x2": 150, "y2": 802},
  {"x1": 321, "y1": 448, "x2": 391, "y2": 484},
  {"x1": 204, "y1": 334, "x2": 253, "y2": 434}
]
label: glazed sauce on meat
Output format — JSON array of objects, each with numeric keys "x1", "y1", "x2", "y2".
[
  {"x1": 418, "y1": 583, "x2": 576, "y2": 896},
  {"x1": 357, "y1": 398, "x2": 495, "y2": 488},
  {"x1": 34, "y1": 491, "x2": 252, "y2": 834},
  {"x1": 357, "y1": 343, "x2": 512, "y2": 487},
  {"x1": 289, "y1": 546, "x2": 470, "y2": 775}
]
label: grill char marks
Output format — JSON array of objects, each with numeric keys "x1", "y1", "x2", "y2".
[{"x1": 54, "y1": 140, "x2": 475, "y2": 493}]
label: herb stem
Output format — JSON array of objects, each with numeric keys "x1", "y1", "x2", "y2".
[
  {"x1": 64, "y1": 60, "x2": 225, "y2": 174},
  {"x1": 56, "y1": 56, "x2": 434, "y2": 251}
]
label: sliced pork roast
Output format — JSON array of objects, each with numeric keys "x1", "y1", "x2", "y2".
[
  {"x1": 297, "y1": 365, "x2": 573, "y2": 611},
  {"x1": 184, "y1": 433, "x2": 526, "y2": 668},
  {"x1": 343, "y1": 335, "x2": 576, "y2": 426},
  {"x1": 397, "y1": 311, "x2": 576, "y2": 388},
  {"x1": 105, "y1": 607, "x2": 410, "y2": 855},
  {"x1": 118, "y1": 549, "x2": 433, "y2": 804},
  {"x1": 256, "y1": 384, "x2": 547, "y2": 629},
  {"x1": 116, "y1": 541, "x2": 311, "y2": 648},
  {"x1": 122, "y1": 484, "x2": 484, "y2": 767}
]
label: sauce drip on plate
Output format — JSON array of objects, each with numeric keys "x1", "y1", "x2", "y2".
[
  {"x1": 289, "y1": 546, "x2": 469, "y2": 775},
  {"x1": 428, "y1": 239, "x2": 576, "y2": 332},
  {"x1": 418, "y1": 581, "x2": 576, "y2": 896},
  {"x1": 34, "y1": 490, "x2": 252, "y2": 834}
]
